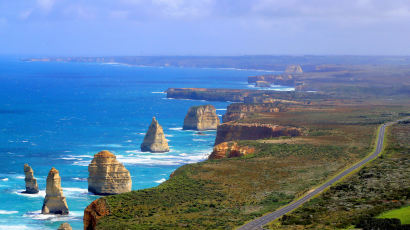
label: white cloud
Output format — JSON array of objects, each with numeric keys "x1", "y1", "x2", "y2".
[
  {"x1": 36, "y1": 0, "x2": 55, "y2": 11},
  {"x1": 19, "y1": 9, "x2": 33, "y2": 20}
]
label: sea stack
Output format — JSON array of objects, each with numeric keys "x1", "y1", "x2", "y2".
[
  {"x1": 41, "y1": 167, "x2": 69, "y2": 215},
  {"x1": 285, "y1": 64, "x2": 303, "y2": 73},
  {"x1": 183, "y1": 105, "x2": 220, "y2": 130},
  {"x1": 57, "y1": 223, "x2": 72, "y2": 230},
  {"x1": 23, "y1": 164, "x2": 39, "y2": 194},
  {"x1": 141, "y1": 117, "x2": 170, "y2": 153},
  {"x1": 88, "y1": 150, "x2": 132, "y2": 195}
]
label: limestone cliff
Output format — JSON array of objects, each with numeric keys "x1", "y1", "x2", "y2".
[
  {"x1": 285, "y1": 64, "x2": 303, "y2": 73},
  {"x1": 222, "y1": 102, "x2": 288, "y2": 122},
  {"x1": 183, "y1": 105, "x2": 220, "y2": 130},
  {"x1": 214, "y1": 122, "x2": 301, "y2": 145},
  {"x1": 88, "y1": 150, "x2": 132, "y2": 195},
  {"x1": 84, "y1": 198, "x2": 110, "y2": 230},
  {"x1": 209, "y1": 141, "x2": 255, "y2": 159},
  {"x1": 57, "y1": 223, "x2": 72, "y2": 230},
  {"x1": 23, "y1": 164, "x2": 39, "y2": 194},
  {"x1": 248, "y1": 74, "x2": 295, "y2": 87},
  {"x1": 141, "y1": 117, "x2": 170, "y2": 153},
  {"x1": 255, "y1": 81, "x2": 271, "y2": 88},
  {"x1": 42, "y1": 168, "x2": 69, "y2": 215}
]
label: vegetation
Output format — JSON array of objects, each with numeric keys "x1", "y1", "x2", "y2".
[
  {"x1": 89, "y1": 107, "x2": 410, "y2": 230},
  {"x1": 269, "y1": 123, "x2": 410, "y2": 229},
  {"x1": 377, "y1": 206, "x2": 410, "y2": 225}
]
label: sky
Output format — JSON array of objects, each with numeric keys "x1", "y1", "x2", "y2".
[{"x1": 0, "y1": 0, "x2": 410, "y2": 56}]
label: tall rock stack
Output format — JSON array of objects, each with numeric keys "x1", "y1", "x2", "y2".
[
  {"x1": 141, "y1": 117, "x2": 170, "y2": 153},
  {"x1": 41, "y1": 167, "x2": 69, "y2": 215},
  {"x1": 23, "y1": 164, "x2": 39, "y2": 194},
  {"x1": 88, "y1": 150, "x2": 132, "y2": 195},
  {"x1": 183, "y1": 105, "x2": 220, "y2": 130}
]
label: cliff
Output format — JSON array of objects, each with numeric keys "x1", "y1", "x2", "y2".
[
  {"x1": 166, "y1": 88, "x2": 318, "y2": 103},
  {"x1": 208, "y1": 141, "x2": 255, "y2": 159},
  {"x1": 214, "y1": 122, "x2": 301, "y2": 145},
  {"x1": 141, "y1": 117, "x2": 170, "y2": 152},
  {"x1": 248, "y1": 74, "x2": 295, "y2": 86},
  {"x1": 222, "y1": 102, "x2": 288, "y2": 122},
  {"x1": 84, "y1": 198, "x2": 110, "y2": 230},
  {"x1": 285, "y1": 64, "x2": 303, "y2": 73},
  {"x1": 183, "y1": 105, "x2": 220, "y2": 130},
  {"x1": 88, "y1": 150, "x2": 132, "y2": 195},
  {"x1": 23, "y1": 164, "x2": 39, "y2": 194},
  {"x1": 167, "y1": 88, "x2": 247, "y2": 102},
  {"x1": 42, "y1": 167, "x2": 69, "y2": 215}
]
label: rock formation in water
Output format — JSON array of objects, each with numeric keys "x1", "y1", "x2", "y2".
[
  {"x1": 84, "y1": 198, "x2": 110, "y2": 230},
  {"x1": 209, "y1": 141, "x2": 255, "y2": 159},
  {"x1": 57, "y1": 223, "x2": 72, "y2": 230},
  {"x1": 214, "y1": 122, "x2": 301, "y2": 145},
  {"x1": 41, "y1": 167, "x2": 69, "y2": 215},
  {"x1": 23, "y1": 164, "x2": 39, "y2": 194},
  {"x1": 222, "y1": 102, "x2": 288, "y2": 122},
  {"x1": 88, "y1": 150, "x2": 132, "y2": 195},
  {"x1": 141, "y1": 117, "x2": 170, "y2": 153},
  {"x1": 285, "y1": 64, "x2": 303, "y2": 73},
  {"x1": 183, "y1": 105, "x2": 220, "y2": 130}
]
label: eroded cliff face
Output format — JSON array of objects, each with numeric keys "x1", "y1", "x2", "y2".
[
  {"x1": 183, "y1": 105, "x2": 220, "y2": 130},
  {"x1": 83, "y1": 198, "x2": 110, "y2": 230},
  {"x1": 88, "y1": 150, "x2": 132, "y2": 195},
  {"x1": 215, "y1": 122, "x2": 301, "y2": 145},
  {"x1": 285, "y1": 64, "x2": 303, "y2": 73},
  {"x1": 42, "y1": 167, "x2": 69, "y2": 215},
  {"x1": 248, "y1": 74, "x2": 295, "y2": 86},
  {"x1": 23, "y1": 164, "x2": 39, "y2": 194},
  {"x1": 141, "y1": 117, "x2": 170, "y2": 153},
  {"x1": 209, "y1": 141, "x2": 255, "y2": 159},
  {"x1": 222, "y1": 102, "x2": 288, "y2": 122}
]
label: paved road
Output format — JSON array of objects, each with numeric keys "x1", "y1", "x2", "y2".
[{"x1": 238, "y1": 118, "x2": 408, "y2": 230}]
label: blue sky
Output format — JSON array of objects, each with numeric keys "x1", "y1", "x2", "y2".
[{"x1": 0, "y1": 0, "x2": 410, "y2": 56}]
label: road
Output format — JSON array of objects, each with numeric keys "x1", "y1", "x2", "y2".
[{"x1": 238, "y1": 118, "x2": 408, "y2": 230}]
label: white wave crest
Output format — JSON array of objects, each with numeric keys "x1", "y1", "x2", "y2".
[
  {"x1": 154, "y1": 178, "x2": 166, "y2": 183},
  {"x1": 0, "y1": 210, "x2": 18, "y2": 215}
]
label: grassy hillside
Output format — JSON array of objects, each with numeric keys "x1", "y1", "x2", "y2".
[
  {"x1": 89, "y1": 107, "x2": 409, "y2": 230},
  {"x1": 270, "y1": 122, "x2": 410, "y2": 229}
]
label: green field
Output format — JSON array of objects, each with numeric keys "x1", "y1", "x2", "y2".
[{"x1": 377, "y1": 206, "x2": 410, "y2": 224}]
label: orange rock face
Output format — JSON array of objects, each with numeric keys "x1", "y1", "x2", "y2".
[
  {"x1": 222, "y1": 102, "x2": 287, "y2": 122},
  {"x1": 83, "y1": 198, "x2": 110, "y2": 230},
  {"x1": 215, "y1": 122, "x2": 301, "y2": 145},
  {"x1": 209, "y1": 141, "x2": 255, "y2": 159}
]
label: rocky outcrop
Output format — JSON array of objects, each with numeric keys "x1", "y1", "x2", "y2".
[
  {"x1": 42, "y1": 168, "x2": 69, "y2": 215},
  {"x1": 57, "y1": 223, "x2": 72, "y2": 230},
  {"x1": 23, "y1": 164, "x2": 39, "y2": 194},
  {"x1": 88, "y1": 150, "x2": 132, "y2": 195},
  {"x1": 285, "y1": 64, "x2": 303, "y2": 73},
  {"x1": 84, "y1": 198, "x2": 110, "y2": 230},
  {"x1": 209, "y1": 141, "x2": 255, "y2": 159},
  {"x1": 167, "y1": 88, "x2": 318, "y2": 103},
  {"x1": 141, "y1": 117, "x2": 170, "y2": 153},
  {"x1": 214, "y1": 122, "x2": 301, "y2": 145},
  {"x1": 222, "y1": 102, "x2": 288, "y2": 122},
  {"x1": 255, "y1": 81, "x2": 271, "y2": 88},
  {"x1": 167, "y1": 88, "x2": 247, "y2": 102},
  {"x1": 183, "y1": 105, "x2": 220, "y2": 130},
  {"x1": 248, "y1": 74, "x2": 295, "y2": 86}
]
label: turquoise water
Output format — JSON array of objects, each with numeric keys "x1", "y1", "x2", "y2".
[{"x1": 0, "y1": 57, "x2": 286, "y2": 230}]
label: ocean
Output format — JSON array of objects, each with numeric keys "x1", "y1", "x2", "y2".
[{"x1": 0, "y1": 57, "x2": 289, "y2": 230}]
